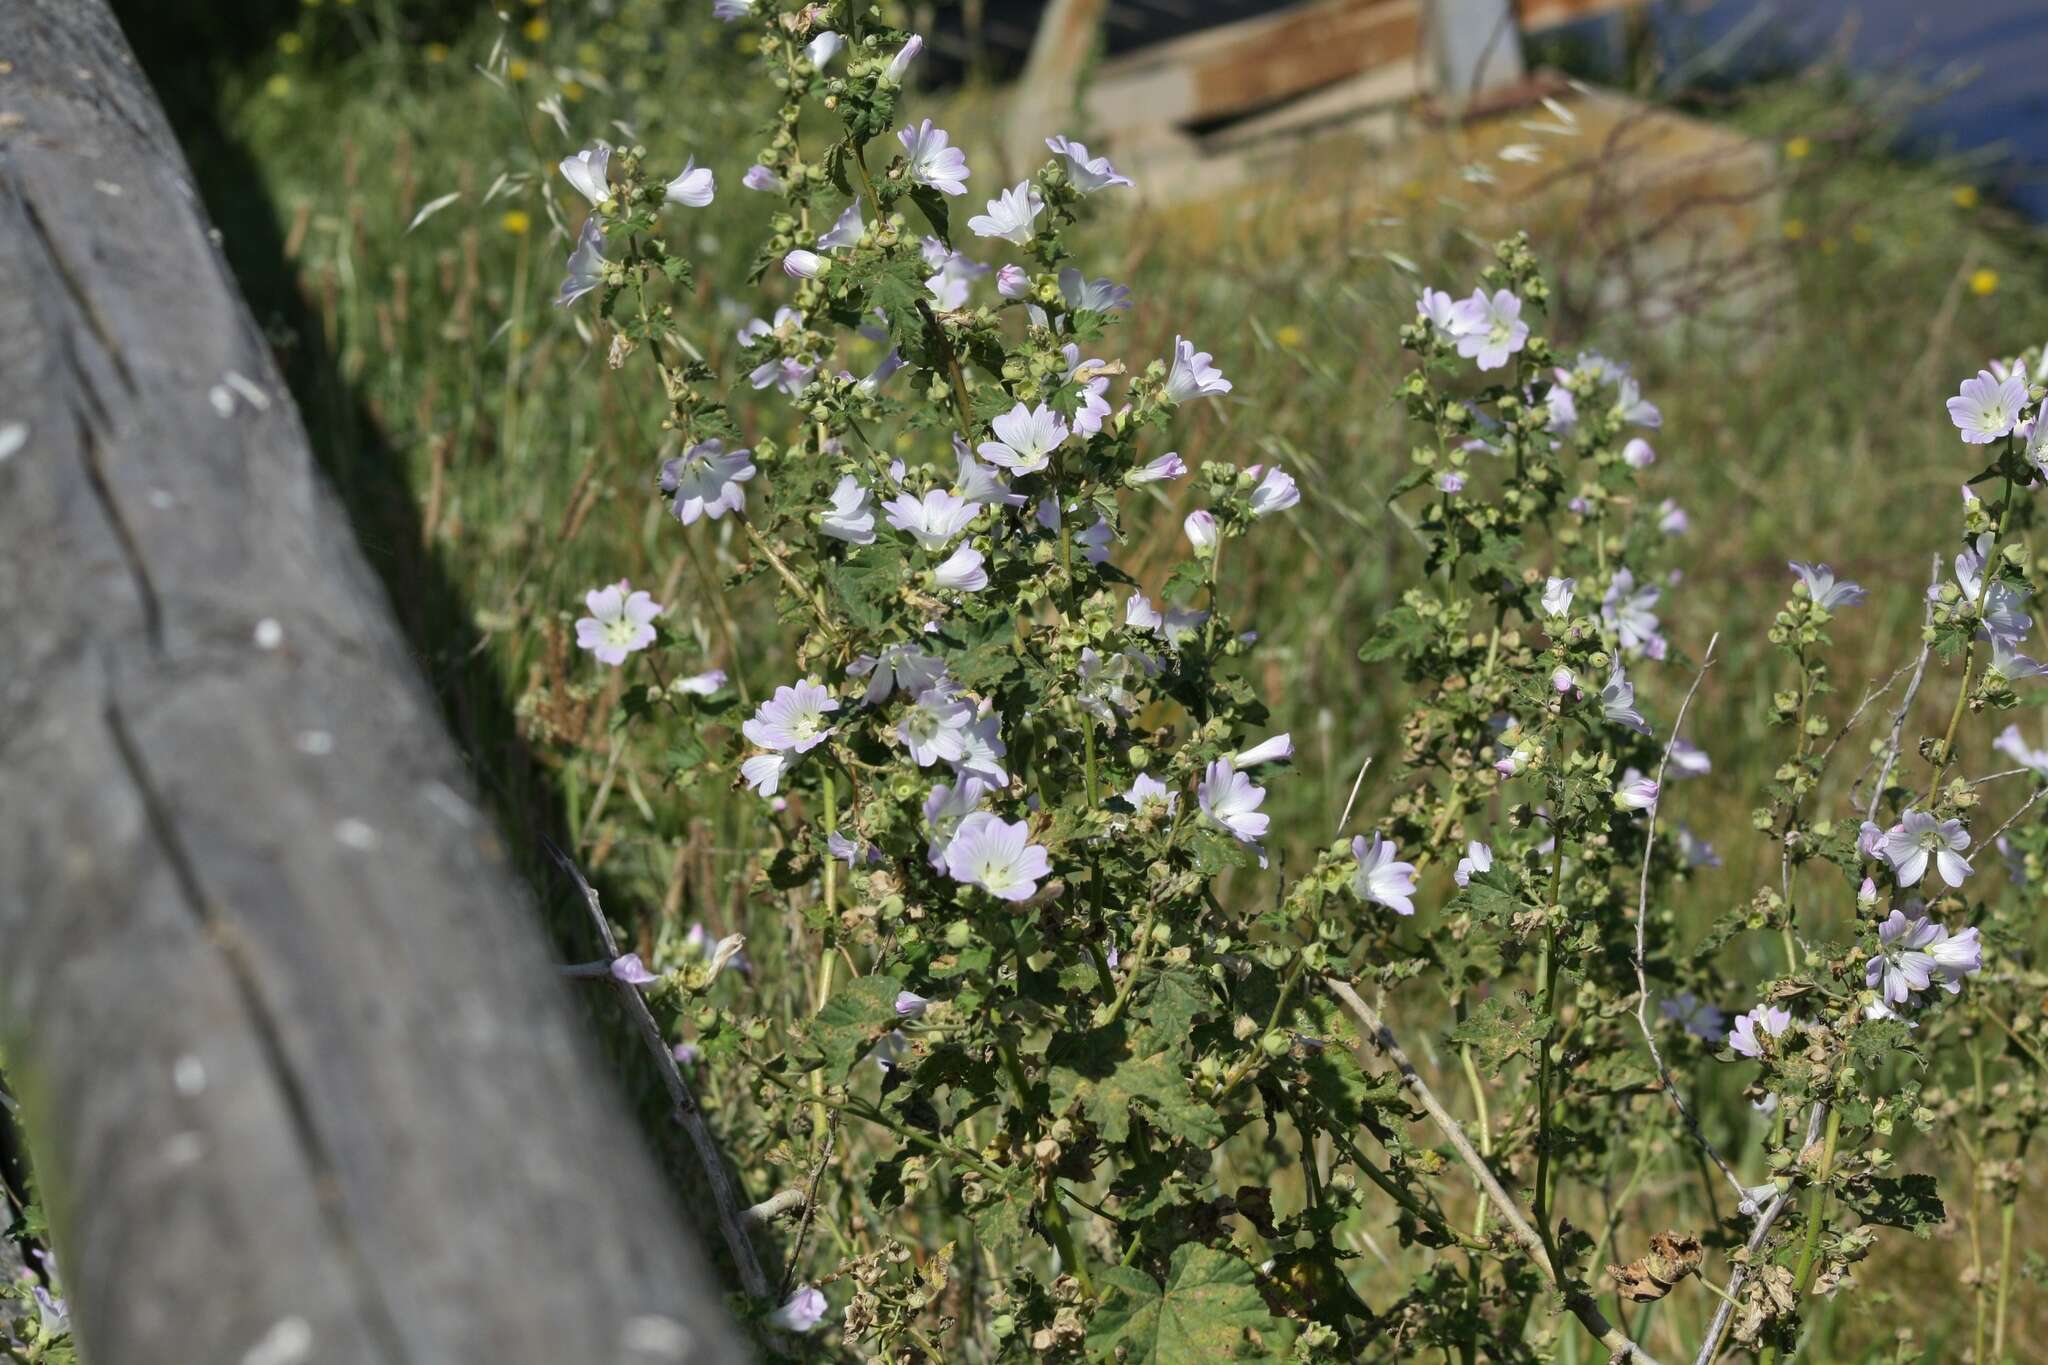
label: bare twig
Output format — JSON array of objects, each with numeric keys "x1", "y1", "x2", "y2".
[
  {"x1": 1630, "y1": 635, "x2": 1746, "y2": 1204},
  {"x1": 779, "y1": 1118, "x2": 836, "y2": 1299},
  {"x1": 543, "y1": 838, "x2": 774, "y2": 1302},
  {"x1": 1325, "y1": 978, "x2": 1669, "y2": 1365},
  {"x1": 1693, "y1": 1104, "x2": 1829, "y2": 1365},
  {"x1": 1335, "y1": 756, "x2": 1374, "y2": 836},
  {"x1": 1973, "y1": 783, "x2": 2048, "y2": 858},
  {"x1": 1811, "y1": 656, "x2": 1915, "y2": 776},
  {"x1": 742, "y1": 1188, "x2": 808, "y2": 1228},
  {"x1": 1862, "y1": 555, "x2": 1943, "y2": 827}
]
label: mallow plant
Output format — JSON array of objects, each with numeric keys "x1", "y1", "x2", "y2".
[{"x1": 533, "y1": 3, "x2": 2041, "y2": 1358}]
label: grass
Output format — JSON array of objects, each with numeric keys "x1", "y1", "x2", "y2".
[{"x1": 140, "y1": 1, "x2": 2048, "y2": 1357}]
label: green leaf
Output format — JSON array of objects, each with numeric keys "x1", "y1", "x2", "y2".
[
  {"x1": 909, "y1": 184, "x2": 951, "y2": 243},
  {"x1": 809, "y1": 974, "x2": 905, "y2": 1081},
  {"x1": 1086, "y1": 1245, "x2": 1294, "y2": 1362},
  {"x1": 1840, "y1": 1173, "x2": 1946, "y2": 1237},
  {"x1": 1447, "y1": 994, "x2": 1548, "y2": 1077}
]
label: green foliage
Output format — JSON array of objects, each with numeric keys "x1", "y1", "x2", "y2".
[{"x1": 1087, "y1": 1245, "x2": 1296, "y2": 1362}]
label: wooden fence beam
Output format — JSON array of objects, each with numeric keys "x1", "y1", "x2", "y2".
[{"x1": 0, "y1": 2, "x2": 748, "y2": 1361}]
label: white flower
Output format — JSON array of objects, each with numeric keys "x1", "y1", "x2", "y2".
[
  {"x1": 558, "y1": 143, "x2": 611, "y2": 206},
  {"x1": 899, "y1": 119, "x2": 971, "y2": 196},
  {"x1": 933, "y1": 544, "x2": 988, "y2": 591},
  {"x1": 1198, "y1": 757, "x2": 1269, "y2": 846},
  {"x1": 664, "y1": 157, "x2": 715, "y2": 207},
  {"x1": 1939, "y1": 533, "x2": 2033, "y2": 644},
  {"x1": 819, "y1": 475, "x2": 876, "y2": 544},
  {"x1": 743, "y1": 681, "x2": 840, "y2": 754},
  {"x1": 882, "y1": 34, "x2": 923, "y2": 83},
  {"x1": 1417, "y1": 288, "x2": 1460, "y2": 333},
  {"x1": 978, "y1": 402, "x2": 1069, "y2": 475},
  {"x1": 848, "y1": 642, "x2": 947, "y2": 706},
  {"x1": 1234, "y1": 733, "x2": 1293, "y2": 767},
  {"x1": 1881, "y1": 810, "x2": 1972, "y2": 888},
  {"x1": 1602, "y1": 568, "x2": 1663, "y2": 655},
  {"x1": 1789, "y1": 561, "x2": 1866, "y2": 611},
  {"x1": 943, "y1": 812, "x2": 1051, "y2": 900},
  {"x1": 1668, "y1": 739, "x2": 1711, "y2": 779},
  {"x1": 1045, "y1": 134, "x2": 1133, "y2": 192},
  {"x1": 922, "y1": 775, "x2": 991, "y2": 868},
  {"x1": 1866, "y1": 909, "x2": 1983, "y2": 1005},
  {"x1": 1454, "y1": 840, "x2": 1492, "y2": 887},
  {"x1": 676, "y1": 669, "x2": 726, "y2": 696},
  {"x1": 1069, "y1": 518, "x2": 1112, "y2": 565},
  {"x1": 661, "y1": 439, "x2": 756, "y2": 524},
  {"x1": 804, "y1": 30, "x2": 843, "y2": 65},
  {"x1": 1615, "y1": 769, "x2": 1659, "y2": 812},
  {"x1": 554, "y1": 218, "x2": 607, "y2": 307},
  {"x1": 574, "y1": 580, "x2": 661, "y2": 665},
  {"x1": 817, "y1": 202, "x2": 864, "y2": 249},
  {"x1": 924, "y1": 245, "x2": 990, "y2": 310},
  {"x1": 968, "y1": 181, "x2": 1043, "y2": 244},
  {"x1": 1062, "y1": 343, "x2": 1114, "y2": 436},
  {"x1": 1248, "y1": 466, "x2": 1300, "y2": 517},
  {"x1": 895, "y1": 990, "x2": 932, "y2": 1017},
  {"x1": 1541, "y1": 575, "x2": 1576, "y2": 617},
  {"x1": 997, "y1": 264, "x2": 1030, "y2": 298},
  {"x1": 1622, "y1": 437, "x2": 1656, "y2": 468},
  {"x1": 741, "y1": 752, "x2": 788, "y2": 797},
  {"x1": 1351, "y1": 832, "x2": 1418, "y2": 914},
  {"x1": 1995, "y1": 723, "x2": 2048, "y2": 776},
  {"x1": 783, "y1": 248, "x2": 824, "y2": 279},
  {"x1": 1949, "y1": 368, "x2": 2028, "y2": 444},
  {"x1": 1129, "y1": 452, "x2": 1187, "y2": 485},
  {"x1": 1165, "y1": 336, "x2": 1231, "y2": 402},
  {"x1": 1449, "y1": 289, "x2": 1529, "y2": 371},
  {"x1": 882, "y1": 488, "x2": 978, "y2": 549},
  {"x1": 767, "y1": 1286, "x2": 828, "y2": 1333},
  {"x1": 1661, "y1": 993, "x2": 1726, "y2": 1040},
  {"x1": 1059, "y1": 268, "x2": 1132, "y2": 312},
  {"x1": 1612, "y1": 376, "x2": 1661, "y2": 428},
  {"x1": 899, "y1": 684, "x2": 976, "y2": 766},
  {"x1": 952, "y1": 439, "x2": 1026, "y2": 507},
  {"x1": 1184, "y1": 509, "x2": 1218, "y2": 553},
  {"x1": 1126, "y1": 594, "x2": 1164, "y2": 632},
  {"x1": 1122, "y1": 773, "x2": 1177, "y2": 815},
  {"x1": 955, "y1": 712, "x2": 1010, "y2": 787},
  {"x1": 1727, "y1": 1005, "x2": 1793, "y2": 1059},
  {"x1": 1600, "y1": 663, "x2": 1650, "y2": 736}
]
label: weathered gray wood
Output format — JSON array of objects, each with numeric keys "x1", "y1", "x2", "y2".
[
  {"x1": 1424, "y1": 0, "x2": 1525, "y2": 106},
  {"x1": 0, "y1": 3, "x2": 749, "y2": 1361}
]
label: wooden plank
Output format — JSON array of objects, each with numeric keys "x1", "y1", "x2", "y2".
[
  {"x1": 0, "y1": 2, "x2": 749, "y2": 1361},
  {"x1": 1081, "y1": 0, "x2": 1423, "y2": 135},
  {"x1": 1518, "y1": 0, "x2": 1644, "y2": 30}
]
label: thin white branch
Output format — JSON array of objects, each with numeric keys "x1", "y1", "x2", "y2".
[
  {"x1": 1693, "y1": 1103, "x2": 1828, "y2": 1365},
  {"x1": 1326, "y1": 978, "x2": 1669, "y2": 1365},
  {"x1": 1862, "y1": 554, "x2": 1943, "y2": 827},
  {"x1": 543, "y1": 839, "x2": 775, "y2": 1302},
  {"x1": 1630, "y1": 635, "x2": 1747, "y2": 1204}
]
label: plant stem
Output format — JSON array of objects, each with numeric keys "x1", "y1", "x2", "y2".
[
  {"x1": 1926, "y1": 475, "x2": 2015, "y2": 804},
  {"x1": 1994, "y1": 1196, "x2": 2017, "y2": 1360},
  {"x1": 1534, "y1": 830, "x2": 1567, "y2": 1262},
  {"x1": 1760, "y1": 1108, "x2": 1843, "y2": 1365}
]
